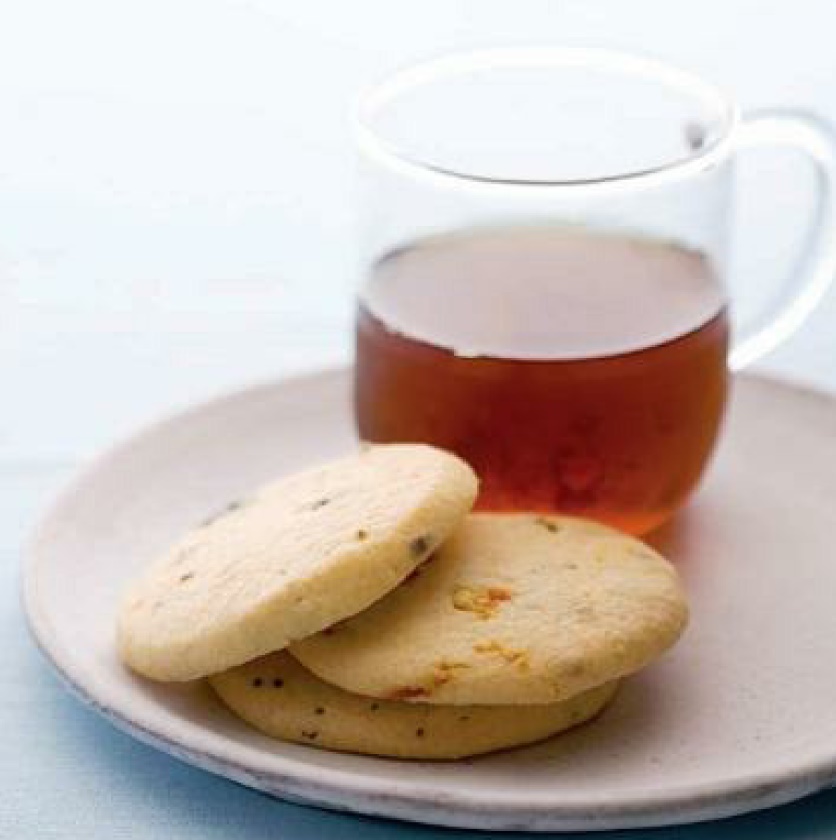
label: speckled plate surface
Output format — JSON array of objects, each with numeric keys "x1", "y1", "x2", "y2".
[{"x1": 23, "y1": 369, "x2": 836, "y2": 831}]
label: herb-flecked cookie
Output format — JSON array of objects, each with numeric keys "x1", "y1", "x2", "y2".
[
  {"x1": 210, "y1": 652, "x2": 618, "y2": 760},
  {"x1": 117, "y1": 444, "x2": 478, "y2": 682},
  {"x1": 292, "y1": 514, "x2": 688, "y2": 705}
]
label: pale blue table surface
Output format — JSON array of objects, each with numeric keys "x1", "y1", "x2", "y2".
[{"x1": 4, "y1": 0, "x2": 836, "y2": 834}]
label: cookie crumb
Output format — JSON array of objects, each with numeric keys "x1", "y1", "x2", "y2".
[
  {"x1": 474, "y1": 640, "x2": 530, "y2": 670},
  {"x1": 415, "y1": 728, "x2": 425, "y2": 738},
  {"x1": 409, "y1": 536, "x2": 431, "y2": 557},
  {"x1": 356, "y1": 529, "x2": 368, "y2": 541},
  {"x1": 452, "y1": 585, "x2": 512, "y2": 620},
  {"x1": 202, "y1": 499, "x2": 246, "y2": 528},
  {"x1": 432, "y1": 660, "x2": 470, "y2": 687},
  {"x1": 314, "y1": 706, "x2": 325, "y2": 715},
  {"x1": 388, "y1": 685, "x2": 430, "y2": 700},
  {"x1": 536, "y1": 517, "x2": 561, "y2": 533},
  {"x1": 178, "y1": 571, "x2": 194, "y2": 583}
]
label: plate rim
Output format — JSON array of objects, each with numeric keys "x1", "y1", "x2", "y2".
[{"x1": 22, "y1": 366, "x2": 836, "y2": 831}]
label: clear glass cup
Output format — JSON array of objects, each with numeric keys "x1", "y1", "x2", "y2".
[{"x1": 352, "y1": 47, "x2": 836, "y2": 534}]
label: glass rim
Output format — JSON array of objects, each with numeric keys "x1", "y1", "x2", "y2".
[{"x1": 354, "y1": 46, "x2": 740, "y2": 192}]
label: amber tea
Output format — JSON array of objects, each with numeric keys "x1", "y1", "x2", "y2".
[{"x1": 355, "y1": 227, "x2": 730, "y2": 534}]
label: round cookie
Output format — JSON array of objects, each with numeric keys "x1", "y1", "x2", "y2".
[
  {"x1": 118, "y1": 444, "x2": 478, "y2": 682},
  {"x1": 210, "y1": 652, "x2": 618, "y2": 760},
  {"x1": 292, "y1": 513, "x2": 687, "y2": 705}
]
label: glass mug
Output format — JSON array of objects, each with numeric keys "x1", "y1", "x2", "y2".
[{"x1": 352, "y1": 48, "x2": 836, "y2": 534}]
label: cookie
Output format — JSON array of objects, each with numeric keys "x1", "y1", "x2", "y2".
[
  {"x1": 210, "y1": 652, "x2": 618, "y2": 760},
  {"x1": 117, "y1": 444, "x2": 478, "y2": 681},
  {"x1": 292, "y1": 513, "x2": 687, "y2": 705}
]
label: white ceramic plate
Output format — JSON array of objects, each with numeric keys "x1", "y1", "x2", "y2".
[{"x1": 24, "y1": 369, "x2": 836, "y2": 832}]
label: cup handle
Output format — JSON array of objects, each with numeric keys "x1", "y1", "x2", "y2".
[{"x1": 729, "y1": 110, "x2": 836, "y2": 370}]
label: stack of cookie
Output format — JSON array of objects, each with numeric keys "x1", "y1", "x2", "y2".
[{"x1": 118, "y1": 445, "x2": 687, "y2": 760}]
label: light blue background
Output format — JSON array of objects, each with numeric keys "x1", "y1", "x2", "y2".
[{"x1": 3, "y1": 0, "x2": 836, "y2": 835}]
